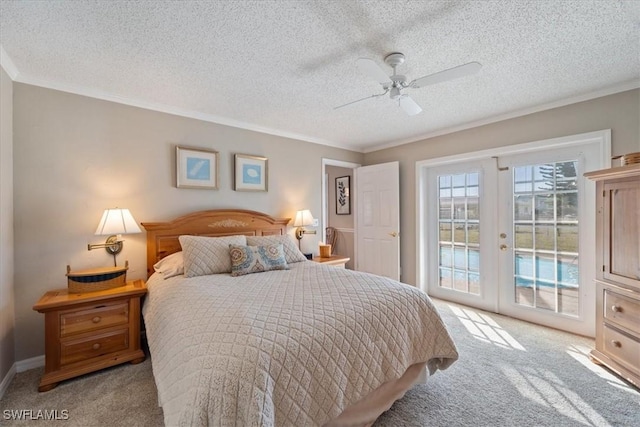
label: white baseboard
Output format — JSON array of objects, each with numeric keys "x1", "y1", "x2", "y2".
[
  {"x1": 0, "y1": 355, "x2": 45, "y2": 399},
  {"x1": 0, "y1": 363, "x2": 16, "y2": 400},
  {"x1": 16, "y1": 355, "x2": 44, "y2": 372},
  {"x1": 0, "y1": 355, "x2": 45, "y2": 400}
]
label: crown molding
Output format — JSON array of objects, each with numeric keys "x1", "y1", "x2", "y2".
[
  {"x1": 363, "y1": 79, "x2": 640, "y2": 154},
  {"x1": 0, "y1": 46, "x2": 19, "y2": 80}
]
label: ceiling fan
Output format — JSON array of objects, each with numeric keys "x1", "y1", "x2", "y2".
[{"x1": 335, "y1": 52, "x2": 482, "y2": 116}]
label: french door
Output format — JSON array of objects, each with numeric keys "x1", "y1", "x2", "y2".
[
  {"x1": 422, "y1": 134, "x2": 606, "y2": 335},
  {"x1": 425, "y1": 159, "x2": 498, "y2": 312}
]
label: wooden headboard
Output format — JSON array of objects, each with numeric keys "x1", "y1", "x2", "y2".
[{"x1": 141, "y1": 209, "x2": 290, "y2": 278}]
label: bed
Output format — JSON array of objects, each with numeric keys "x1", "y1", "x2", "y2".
[{"x1": 141, "y1": 209, "x2": 458, "y2": 426}]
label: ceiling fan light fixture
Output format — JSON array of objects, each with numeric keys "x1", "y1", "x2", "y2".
[{"x1": 336, "y1": 52, "x2": 481, "y2": 116}]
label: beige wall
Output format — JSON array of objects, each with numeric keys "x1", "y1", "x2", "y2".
[
  {"x1": 13, "y1": 83, "x2": 363, "y2": 360},
  {"x1": 326, "y1": 165, "x2": 354, "y2": 269},
  {"x1": 364, "y1": 89, "x2": 640, "y2": 286},
  {"x1": 0, "y1": 68, "x2": 15, "y2": 380}
]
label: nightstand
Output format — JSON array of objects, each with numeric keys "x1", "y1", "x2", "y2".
[
  {"x1": 32, "y1": 279, "x2": 147, "y2": 392},
  {"x1": 312, "y1": 255, "x2": 350, "y2": 268}
]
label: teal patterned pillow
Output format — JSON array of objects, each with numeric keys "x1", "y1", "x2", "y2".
[{"x1": 229, "y1": 244, "x2": 289, "y2": 277}]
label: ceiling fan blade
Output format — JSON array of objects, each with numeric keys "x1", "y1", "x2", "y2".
[
  {"x1": 356, "y1": 58, "x2": 392, "y2": 85},
  {"x1": 399, "y1": 95, "x2": 422, "y2": 116},
  {"x1": 334, "y1": 90, "x2": 389, "y2": 110},
  {"x1": 410, "y1": 62, "x2": 482, "y2": 89}
]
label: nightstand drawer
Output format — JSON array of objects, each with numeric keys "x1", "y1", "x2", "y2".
[
  {"x1": 604, "y1": 289, "x2": 640, "y2": 333},
  {"x1": 60, "y1": 302, "x2": 129, "y2": 337},
  {"x1": 60, "y1": 328, "x2": 129, "y2": 366},
  {"x1": 603, "y1": 325, "x2": 640, "y2": 372}
]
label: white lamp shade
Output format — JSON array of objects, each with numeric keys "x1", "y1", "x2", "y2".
[
  {"x1": 94, "y1": 208, "x2": 141, "y2": 236},
  {"x1": 293, "y1": 209, "x2": 314, "y2": 227}
]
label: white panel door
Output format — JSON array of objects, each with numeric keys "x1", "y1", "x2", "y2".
[{"x1": 355, "y1": 162, "x2": 400, "y2": 280}]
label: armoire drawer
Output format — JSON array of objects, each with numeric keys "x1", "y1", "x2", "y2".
[
  {"x1": 604, "y1": 289, "x2": 640, "y2": 334},
  {"x1": 602, "y1": 325, "x2": 640, "y2": 373}
]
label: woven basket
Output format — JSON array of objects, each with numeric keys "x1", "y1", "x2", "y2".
[{"x1": 66, "y1": 261, "x2": 128, "y2": 293}]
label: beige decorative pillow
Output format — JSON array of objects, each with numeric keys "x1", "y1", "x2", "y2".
[
  {"x1": 179, "y1": 235, "x2": 247, "y2": 277},
  {"x1": 229, "y1": 244, "x2": 289, "y2": 277},
  {"x1": 246, "y1": 235, "x2": 307, "y2": 263}
]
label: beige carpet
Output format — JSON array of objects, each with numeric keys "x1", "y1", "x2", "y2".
[{"x1": 1, "y1": 299, "x2": 638, "y2": 426}]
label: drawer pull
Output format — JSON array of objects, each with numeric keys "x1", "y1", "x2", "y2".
[
  {"x1": 92, "y1": 343, "x2": 101, "y2": 350},
  {"x1": 611, "y1": 340, "x2": 622, "y2": 348},
  {"x1": 611, "y1": 305, "x2": 623, "y2": 313},
  {"x1": 92, "y1": 316, "x2": 101, "y2": 324}
]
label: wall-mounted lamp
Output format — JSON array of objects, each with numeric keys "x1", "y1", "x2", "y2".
[
  {"x1": 293, "y1": 209, "x2": 316, "y2": 248},
  {"x1": 88, "y1": 208, "x2": 141, "y2": 266}
]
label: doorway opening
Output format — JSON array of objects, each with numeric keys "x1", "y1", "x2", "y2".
[{"x1": 321, "y1": 159, "x2": 360, "y2": 270}]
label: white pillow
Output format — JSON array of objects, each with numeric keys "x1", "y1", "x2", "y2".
[
  {"x1": 179, "y1": 235, "x2": 247, "y2": 277},
  {"x1": 246, "y1": 235, "x2": 307, "y2": 263},
  {"x1": 153, "y1": 251, "x2": 184, "y2": 279}
]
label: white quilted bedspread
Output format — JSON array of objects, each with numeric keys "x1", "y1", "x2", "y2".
[{"x1": 143, "y1": 261, "x2": 458, "y2": 426}]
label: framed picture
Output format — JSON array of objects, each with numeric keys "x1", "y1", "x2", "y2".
[
  {"x1": 335, "y1": 176, "x2": 351, "y2": 215},
  {"x1": 176, "y1": 146, "x2": 219, "y2": 189},
  {"x1": 234, "y1": 154, "x2": 268, "y2": 191}
]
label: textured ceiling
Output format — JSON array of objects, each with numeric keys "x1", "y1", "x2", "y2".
[{"x1": 1, "y1": 1, "x2": 639, "y2": 152}]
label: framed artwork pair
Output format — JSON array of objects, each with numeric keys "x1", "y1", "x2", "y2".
[{"x1": 176, "y1": 146, "x2": 268, "y2": 191}]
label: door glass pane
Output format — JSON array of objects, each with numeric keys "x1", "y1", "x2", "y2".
[
  {"x1": 514, "y1": 225, "x2": 533, "y2": 249},
  {"x1": 467, "y1": 198, "x2": 479, "y2": 219},
  {"x1": 467, "y1": 224, "x2": 480, "y2": 244},
  {"x1": 454, "y1": 247, "x2": 466, "y2": 269},
  {"x1": 557, "y1": 193, "x2": 578, "y2": 220},
  {"x1": 437, "y1": 172, "x2": 480, "y2": 295},
  {"x1": 534, "y1": 225, "x2": 555, "y2": 251},
  {"x1": 439, "y1": 199, "x2": 452, "y2": 219},
  {"x1": 514, "y1": 166, "x2": 532, "y2": 193},
  {"x1": 514, "y1": 195, "x2": 533, "y2": 220},
  {"x1": 454, "y1": 199, "x2": 466, "y2": 220},
  {"x1": 557, "y1": 225, "x2": 578, "y2": 252},
  {"x1": 515, "y1": 277, "x2": 534, "y2": 307},
  {"x1": 535, "y1": 195, "x2": 554, "y2": 220},
  {"x1": 512, "y1": 160, "x2": 579, "y2": 316},
  {"x1": 439, "y1": 222, "x2": 452, "y2": 242},
  {"x1": 439, "y1": 268, "x2": 452, "y2": 289}
]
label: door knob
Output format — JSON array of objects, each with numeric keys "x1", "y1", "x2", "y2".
[
  {"x1": 500, "y1": 244, "x2": 508, "y2": 251},
  {"x1": 389, "y1": 231, "x2": 399, "y2": 237}
]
